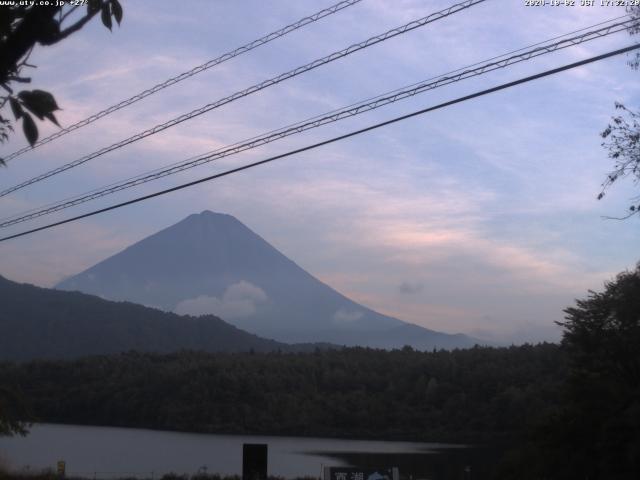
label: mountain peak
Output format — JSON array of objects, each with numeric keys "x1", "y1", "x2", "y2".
[
  {"x1": 183, "y1": 210, "x2": 236, "y2": 224},
  {"x1": 56, "y1": 212, "x2": 478, "y2": 349},
  {"x1": 173, "y1": 211, "x2": 249, "y2": 238},
  {"x1": 199, "y1": 210, "x2": 229, "y2": 218}
]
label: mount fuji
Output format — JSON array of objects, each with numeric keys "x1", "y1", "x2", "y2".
[{"x1": 57, "y1": 211, "x2": 477, "y2": 350}]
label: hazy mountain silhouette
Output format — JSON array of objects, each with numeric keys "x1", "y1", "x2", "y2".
[
  {"x1": 0, "y1": 275, "x2": 302, "y2": 361},
  {"x1": 57, "y1": 211, "x2": 477, "y2": 349}
]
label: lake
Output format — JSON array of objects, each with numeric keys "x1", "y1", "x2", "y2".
[{"x1": 0, "y1": 424, "x2": 493, "y2": 479}]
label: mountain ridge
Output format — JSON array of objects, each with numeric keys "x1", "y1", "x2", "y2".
[
  {"x1": 0, "y1": 274, "x2": 336, "y2": 361},
  {"x1": 57, "y1": 211, "x2": 479, "y2": 350}
]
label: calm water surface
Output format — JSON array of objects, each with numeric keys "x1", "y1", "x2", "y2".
[{"x1": 0, "y1": 424, "x2": 473, "y2": 479}]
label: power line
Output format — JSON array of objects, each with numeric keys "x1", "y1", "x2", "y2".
[
  {"x1": 1, "y1": 0, "x2": 364, "y2": 162},
  {"x1": 0, "y1": 16, "x2": 633, "y2": 226},
  {"x1": 1, "y1": 43, "x2": 637, "y2": 243},
  {"x1": 0, "y1": 0, "x2": 486, "y2": 198},
  {"x1": 0, "y1": 16, "x2": 634, "y2": 228}
]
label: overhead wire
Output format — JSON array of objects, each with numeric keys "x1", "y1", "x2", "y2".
[
  {"x1": 0, "y1": 15, "x2": 635, "y2": 228},
  {"x1": 0, "y1": 0, "x2": 487, "y2": 198},
  {"x1": 1, "y1": 0, "x2": 365, "y2": 162},
  {"x1": 1, "y1": 43, "x2": 637, "y2": 243}
]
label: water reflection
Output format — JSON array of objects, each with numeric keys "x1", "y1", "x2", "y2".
[{"x1": 0, "y1": 424, "x2": 489, "y2": 479}]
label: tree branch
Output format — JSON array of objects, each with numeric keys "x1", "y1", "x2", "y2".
[
  {"x1": 59, "y1": 5, "x2": 80, "y2": 25},
  {"x1": 54, "y1": 7, "x2": 102, "y2": 43},
  {"x1": 0, "y1": 6, "x2": 59, "y2": 84},
  {"x1": 601, "y1": 212, "x2": 638, "y2": 220}
]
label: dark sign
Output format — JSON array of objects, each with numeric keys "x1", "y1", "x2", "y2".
[
  {"x1": 324, "y1": 467, "x2": 399, "y2": 480},
  {"x1": 242, "y1": 443, "x2": 267, "y2": 480},
  {"x1": 56, "y1": 460, "x2": 66, "y2": 477}
]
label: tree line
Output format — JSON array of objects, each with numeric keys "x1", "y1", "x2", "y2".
[
  {"x1": 0, "y1": 344, "x2": 565, "y2": 444},
  {"x1": 1, "y1": 266, "x2": 638, "y2": 479}
]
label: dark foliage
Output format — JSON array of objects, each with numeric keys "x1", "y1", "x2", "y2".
[
  {"x1": 599, "y1": 7, "x2": 640, "y2": 216},
  {"x1": 555, "y1": 265, "x2": 640, "y2": 479},
  {"x1": 0, "y1": 472, "x2": 254, "y2": 480},
  {"x1": 499, "y1": 265, "x2": 640, "y2": 479},
  {"x1": 600, "y1": 103, "x2": 640, "y2": 216},
  {"x1": 0, "y1": 385, "x2": 30, "y2": 437},
  {"x1": 0, "y1": 0, "x2": 123, "y2": 156},
  {"x1": 0, "y1": 344, "x2": 565, "y2": 444},
  {"x1": 0, "y1": 472, "x2": 256, "y2": 480}
]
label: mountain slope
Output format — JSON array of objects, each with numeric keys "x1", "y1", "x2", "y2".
[
  {"x1": 57, "y1": 211, "x2": 478, "y2": 349},
  {"x1": 0, "y1": 275, "x2": 291, "y2": 361}
]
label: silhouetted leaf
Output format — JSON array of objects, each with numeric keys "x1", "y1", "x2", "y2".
[
  {"x1": 101, "y1": 3, "x2": 112, "y2": 30},
  {"x1": 111, "y1": 0, "x2": 123, "y2": 25},
  {"x1": 18, "y1": 90, "x2": 59, "y2": 120},
  {"x1": 9, "y1": 97, "x2": 22, "y2": 119},
  {"x1": 22, "y1": 113, "x2": 38, "y2": 146},
  {"x1": 43, "y1": 112, "x2": 60, "y2": 127}
]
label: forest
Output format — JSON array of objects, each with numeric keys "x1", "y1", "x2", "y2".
[
  {"x1": 1, "y1": 266, "x2": 639, "y2": 479},
  {"x1": 0, "y1": 344, "x2": 565, "y2": 444}
]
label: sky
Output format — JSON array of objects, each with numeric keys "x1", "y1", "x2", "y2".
[{"x1": 0, "y1": 0, "x2": 639, "y2": 343}]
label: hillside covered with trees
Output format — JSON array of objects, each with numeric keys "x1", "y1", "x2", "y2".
[{"x1": 0, "y1": 275, "x2": 293, "y2": 360}]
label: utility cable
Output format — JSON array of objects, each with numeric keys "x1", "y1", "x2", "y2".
[
  {"x1": 1, "y1": 43, "x2": 637, "y2": 243},
  {"x1": 0, "y1": 16, "x2": 634, "y2": 228},
  {"x1": 1, "y1": 0, "x2": 364, "y2": 162},
  {"x1": 0, "y1": 0, "x2": 487, "y2": 197}
]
